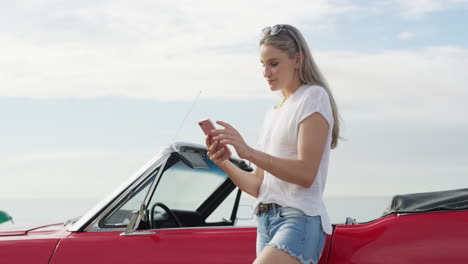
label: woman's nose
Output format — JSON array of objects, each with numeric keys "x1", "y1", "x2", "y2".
[{"x1": 263, "y1": 67, "x2": 271, "y2": 78}]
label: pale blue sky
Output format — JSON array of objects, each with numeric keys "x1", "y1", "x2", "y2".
[{"x1": 1, "y1": 0, "x2": 467, "y2": 200}]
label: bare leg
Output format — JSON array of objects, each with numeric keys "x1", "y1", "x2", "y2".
[{"x1": 253, "y1": 245, "x2": 302, "y2": 264}]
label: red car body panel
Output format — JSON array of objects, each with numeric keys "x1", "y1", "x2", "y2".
[
  {"x1": 0, "y1": 223, "x2": 71, "y2": 263},
  {"x1": 1, "y1": 212, "x2": 467, "y2": 263},
  {"x1": 327, "y1": 211, "x2": 468, "y2": 264},
  {"x1": 50, "y1": 227, "x2": 258, "y2": 263},
  {"x1": 0, "y1": 222, "x2": 331, "y2": 264}
]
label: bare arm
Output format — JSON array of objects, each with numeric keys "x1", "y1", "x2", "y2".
[
  {"x1": 217, "y1": 160, "x2": 264, "y2": 198},
  {"x1": 246, "y1": 112, "x2": 329, "y2": 188},
  {"x1": 206, "y1": 136, "x2": 264, "y2": 197}
]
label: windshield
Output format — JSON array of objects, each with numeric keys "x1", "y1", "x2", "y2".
[{"x1": 150, "y1": 157, "x2": 228, "y2": 210}]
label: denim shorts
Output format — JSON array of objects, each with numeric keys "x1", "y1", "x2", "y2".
[{"x1": 256, "y1": 206, "x2": 327, "y2": 264}]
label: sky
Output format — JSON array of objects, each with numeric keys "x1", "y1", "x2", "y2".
[{"x1": 1, "y1": 0, "x2": 467, "y2": 201}]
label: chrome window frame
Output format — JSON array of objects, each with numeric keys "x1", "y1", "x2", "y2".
[
  {"x1": 65, "y1": 145, "x2": 174, "y2": 232},
  {"x1": 87, "y1": 157, "x2": 168, "y2": 232},
  {"x1": 84, "y1": 155, "x2": 169, "y2": 232}
]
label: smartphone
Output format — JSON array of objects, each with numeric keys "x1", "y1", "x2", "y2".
[{"x1": 198, "y1": 119, "x2": 232, "y2": 156}]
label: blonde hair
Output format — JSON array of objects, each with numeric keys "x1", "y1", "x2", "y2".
[{"x1": 260, "y1": 24, "x2": 342, "y2": 149}]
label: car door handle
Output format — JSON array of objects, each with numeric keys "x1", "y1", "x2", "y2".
[{"x1": 120, "y1": 230, "x2": 156, "y2": 236}]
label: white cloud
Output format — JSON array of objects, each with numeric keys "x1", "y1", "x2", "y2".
[
  {"x1": 2, "y1": 34, "x2": 467, "y2": 123},
  {"x1": 0, "y1": 0, "x2": 360, "y2": 100},
  {"x1": 397, "y1": 31, "x2": 415, "y2": 39},
  {"x1": 317, "y1": 46, "x2": 468, "y2": 124},
  {"x1": 0, "y1": 0, "x2": 467, "y2": 124},
  {"x1": 0, "y1": 0, "x2": 354, "y2": 46},
  {"x1": 393, "y1": 0, "x2": 468, "y2": 18}
]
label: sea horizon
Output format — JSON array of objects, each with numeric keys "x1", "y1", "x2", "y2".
[{"x1": 0, "y1": 195, "x2": 394, "y2": 229}]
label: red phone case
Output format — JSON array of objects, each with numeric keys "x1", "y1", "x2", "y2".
[
  {"x1": 198, "y1": 119, "x2": 232, "y2": 155},
  {"x1": 198, "y1": 119, "x2": 216, "y2": 136}
]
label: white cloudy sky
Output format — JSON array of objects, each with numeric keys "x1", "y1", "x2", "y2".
[{"x1": 1, "y1": 0, "x2": 467, "y2": 201}]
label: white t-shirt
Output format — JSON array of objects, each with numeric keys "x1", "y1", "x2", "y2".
[{"x1": 254, "y1": 84, "x2": 334, "y2": 235}]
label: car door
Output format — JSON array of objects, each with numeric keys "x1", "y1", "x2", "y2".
[
  {"x1": 327, "y1": 211, "x2": 468, "y2": 264},
  {"x1": 50, "y1": 152, "x2": 256, "y2": 264}
]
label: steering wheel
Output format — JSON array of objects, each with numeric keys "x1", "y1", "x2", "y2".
[{"x1": 150, "y1": 202, "x2": 183, "y2": 228}]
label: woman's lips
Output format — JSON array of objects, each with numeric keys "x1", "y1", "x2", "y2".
[{"x1": 268, "y1": 80, "x2": 275, "y2": 84}]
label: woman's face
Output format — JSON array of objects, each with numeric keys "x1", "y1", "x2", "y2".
[{"x1": 259, "y1": 44, "x2": 299, "y2": 92}]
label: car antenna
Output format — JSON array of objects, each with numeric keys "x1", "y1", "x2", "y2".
[{"x1": 172, "y1": 90, "x2": 202, "y2": 141}]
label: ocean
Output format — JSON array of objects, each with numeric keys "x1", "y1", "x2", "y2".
[{"x1": 0, "y1": 196, "x2": 393, "y2": 229}]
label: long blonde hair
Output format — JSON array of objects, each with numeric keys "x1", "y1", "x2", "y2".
[{"x1": 260, "y1": 24, "x2": 342, "y2": 149}]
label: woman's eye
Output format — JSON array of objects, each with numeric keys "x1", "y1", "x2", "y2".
[{"x1": 260, "y1": 63, "x2": 278, "y2": 67}]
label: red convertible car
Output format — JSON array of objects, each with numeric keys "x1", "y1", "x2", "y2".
[{"x1": 1, "y1": 142, "x2": 467, "y2": 263}]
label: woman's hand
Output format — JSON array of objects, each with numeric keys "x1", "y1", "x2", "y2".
[
  {"x1": 205, "y1": 135, "x2": 231, "y2": 167},
  {"x1": 210, "y1": 120, "x2": 253, "y2": 160}
]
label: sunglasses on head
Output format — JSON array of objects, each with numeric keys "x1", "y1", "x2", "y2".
[
  {"x1": 261, "y1": 24, "x2": 300, "y2": 49},
  {"x1": 261, "y1": 24, "x2": 286, "y2": 37}
]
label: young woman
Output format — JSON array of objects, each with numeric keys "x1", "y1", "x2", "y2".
[{"x1": 206, "y1": 24, "x2": 341, "y2": 264}]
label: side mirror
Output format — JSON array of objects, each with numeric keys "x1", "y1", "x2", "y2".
[
  {"x1": 236, "y1": 205, "x2": 254, "y2": 220},
  {"x1": 120, "y1": 203, "x2": 155, "y2": 236}
]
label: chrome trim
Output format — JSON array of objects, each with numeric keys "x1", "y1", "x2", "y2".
[
  {"x1": 120, "y1": 209, "x2": 156, "y2": 236},
  {"x1": 131, "y1": 156, "x2": 168, "y2": 232},
  {"x1": 120, "y1": 231, "x2": 156, "y2": 236},
  {"x1": 65, "y1": 144, "x2": 174, "y2": 232},
  {"x1": 137, "y1": 225, "x2": 257, "y2": 231},
  {"x1": 84, "y1": 154, "x2": 169, "y2": 232},
  {"x1": 90, "y1": 224, "x2": 257, "y2": 233}
]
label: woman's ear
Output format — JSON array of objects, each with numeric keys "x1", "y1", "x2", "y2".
[{"x1": 294, "y1": 52, "x2": 302, "y2": 70}]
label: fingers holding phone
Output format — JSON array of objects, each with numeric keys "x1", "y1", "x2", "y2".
[
  {"x1": 207, "y1": 139, "x2": 230, "y2": 164},
  {"x1": 199, "y1": 119, "x2": 232, "y2": 167},
  {"x1": 199, "y1": 119, "x2": 232, "y2": 157}
]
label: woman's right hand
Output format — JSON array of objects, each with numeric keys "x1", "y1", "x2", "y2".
[{"x1": 205, "y1": 135, "x2": 230, "y2": 167}]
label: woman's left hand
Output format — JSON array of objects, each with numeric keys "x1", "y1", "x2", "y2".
[{"x1": 209, "y1": 120, "x2": 253, "y2": 160}]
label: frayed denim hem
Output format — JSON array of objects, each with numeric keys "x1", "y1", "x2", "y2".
[{"x1": 266, "y1": 242, "x2": 317, "y2": 264}]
